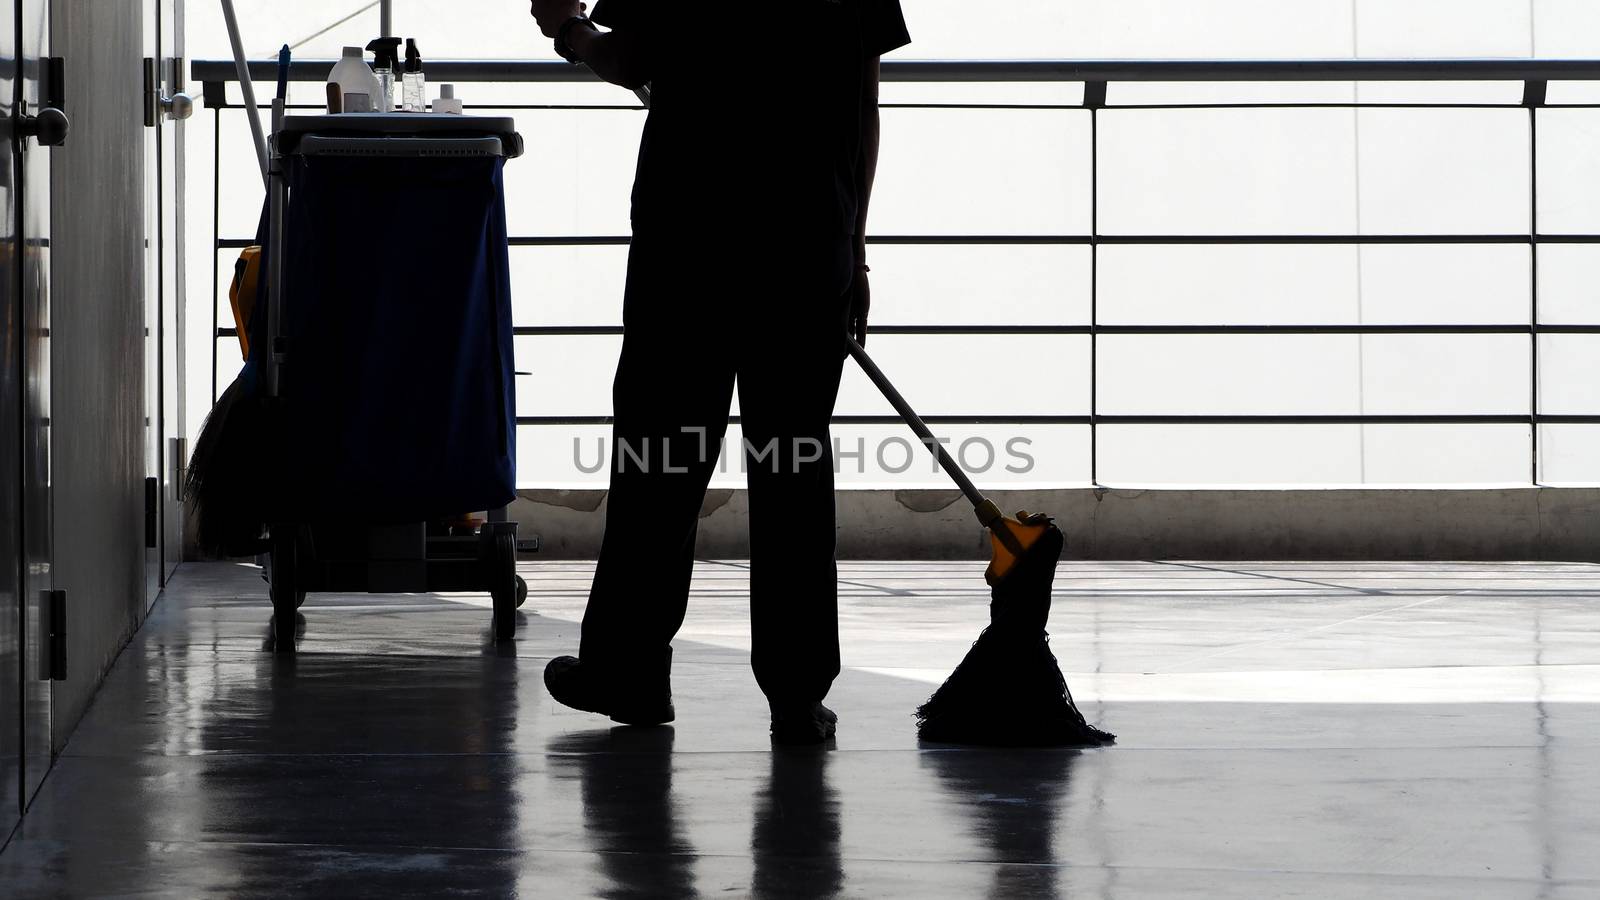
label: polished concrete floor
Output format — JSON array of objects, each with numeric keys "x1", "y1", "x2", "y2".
[{"x1": 1, "y1": 559, "x2": 1598, "y2": 898}]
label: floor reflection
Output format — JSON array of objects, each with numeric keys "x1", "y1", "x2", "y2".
[
  {"x1": 548, "y1": 727, "x2": 698, "y2": 899},
  {"x1": 260, "y1": 612, "x2": 306, "y2": 651},
  {"x1": 922, "y1": 748, "x2": 1082, "y2": 899},
  {"x1": 184, "y1": 651, "x2": 526, "y2": 897},
  {"x1": 7, "y1": 561, "x2": 1596, "y2": 898},
  {"x1": 751, "y1": 748, "x2": 843, "y2": 899}
]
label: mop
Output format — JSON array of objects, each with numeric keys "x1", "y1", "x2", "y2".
[
  {"x1": 845, "y1": 335, "x2": 1114, "y2": 747},
  {"x1": 186, "y1": 3, "x2": 284, "y2": 556}
]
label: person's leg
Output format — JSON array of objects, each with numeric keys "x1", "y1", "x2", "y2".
[
  {"x1": 737, "y1": 238, "x2": 854, "y2": 723},
  {"x1": 551, "y1": 237, "x2": 734, "y2": 721}
]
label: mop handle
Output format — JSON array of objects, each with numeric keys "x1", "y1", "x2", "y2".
[
  {"x1": 844, "y1": 334, "x2": 1003, "y2": 528},
  {"x1": 220, "y1": 0, "x2": 269, "y2": 186}
]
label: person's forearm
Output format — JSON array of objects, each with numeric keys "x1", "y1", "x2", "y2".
[
  {"x1": 854, "y1": 59, "x2": 882, "y2": 262},
  {"x1": 567, "y1": 26, "x2": 650, "y2": 90}
]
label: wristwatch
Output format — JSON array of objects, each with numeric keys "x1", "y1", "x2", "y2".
[{"x1": 555, "y1": 14, "x2": 597, "y2": 64}]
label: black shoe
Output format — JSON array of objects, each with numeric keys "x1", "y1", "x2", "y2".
[
  {"x1": 544, "y1": 656, "x2": 675, "y2": 726},
  {"x1": 771, "y1": 701, "x2": 837, "y2": 746}
]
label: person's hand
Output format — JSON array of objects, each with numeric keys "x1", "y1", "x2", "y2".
[
  {"x1": 847, "y1": 265, "x2": 871, "y2": 347},
  {"x1": 531, "y1": 0, "x2": 586, "y2": 37}
]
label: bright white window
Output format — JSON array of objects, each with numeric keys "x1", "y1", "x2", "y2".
[{"x1": 184, "y1": 1, "x2": 1600, "y2": 490}]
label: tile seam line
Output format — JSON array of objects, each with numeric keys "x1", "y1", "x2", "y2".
[
  {"x1": 1150, "y1": 560, "x2": 1399, "y2": 595},
  {"x1": 54, "y1": 742, "x2": 1592, "y2": 761},
  {"x1": 6, "y1": 837, "x2": 1598, "y2": 886},
  {"x1": 1161, "y1": 589, "x2": 1475, "y2": 671}
]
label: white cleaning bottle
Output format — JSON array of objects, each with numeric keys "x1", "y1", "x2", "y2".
[
  {"x1": 328, "y1": 46, "x2": 381, "y2": 113},
  {"x1": 432, "y1": 84, "x2": 463, "y2": 115}
]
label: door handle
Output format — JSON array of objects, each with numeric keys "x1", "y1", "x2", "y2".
[{"x1": 17, "y1": 108, "x2": 70, "y2": 147}]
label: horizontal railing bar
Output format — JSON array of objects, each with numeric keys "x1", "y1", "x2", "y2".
[
  {"x1": 1102, "y1": 325, "x2": 1531, "y2": 335},
  {"x1": 895, "y1": 103, "x2": 1566, "y2": 111},
  {"x1": 517, "y1": 416, "x2": 1092, "y2": 426},
  {"x1": 199, "y1": 98, "x2": 1600, "y2": 113},
  {"x1": 885, "y1": 59, "x2": 1600, "y2": 83},
  {"x1": 1095, "y1": 415, "x2": 1537, "y2": 425},
  {"x1": 217, "y1": 234, "x2": 1600, "y2": 250},
  {"x1": 507, "y1": 235, "x2": 1106, "y2": 246},
  {"x1": 1090, "y1": 103, "x2": 1537, "y2": 110},
  {"x1": 194, "y1": 58, "x2": 1600, "y2": 86},
  {"x1": 498, "y1": 325, "x2": 1594, "y2": 337},
  {"x1": 514, "y1": 414, "x2": 1600, "y2": 426},
  {"x1": 1099, "y1": 235, "x2": 1540, "y2": 245},
  {"x1": 218, "y1": 324, "x2": 1600, "y2": 338}
]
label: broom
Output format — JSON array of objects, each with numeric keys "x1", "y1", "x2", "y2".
[
  {"x1": 844, "y1": 335, "x2": 1114, "y2": 747},
  {"x1": 186, "y1": 20, "x2": 286, "y2": 557}
]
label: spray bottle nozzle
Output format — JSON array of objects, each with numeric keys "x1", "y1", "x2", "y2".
[
  {"x1": 366, "y1": 36, "x2": 403, "y2": 72},
  {"x1": 405, "y1": 39, "x2": 423, "y2": 74}
]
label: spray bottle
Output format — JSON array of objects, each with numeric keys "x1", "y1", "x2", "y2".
[
  {"x1": 402, "y1": 39, "x2": 427, "y2": 112},
  {"x1": 366, "y1": 37, "x2": 402, "y2": 112}
]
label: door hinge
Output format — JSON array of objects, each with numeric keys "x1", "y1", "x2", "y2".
[
  {"x1": 146, "y1": 57, "x2": 194, "y2": 126},
  {"x1": 172, "y1": 437, "x2": 188, "y2": 502},
  {"x1": 145, "y1": 476, "x2": 160, "y2": 548},
  {"x1": 144, "y1": 57, "x2": 158, "y2": 127},
  {"x1": 46, "y1": 57, "x2": 65, "y2": 111},
  {"x1": 48, "y1": 590, "x2": 67, "y2": 681}
]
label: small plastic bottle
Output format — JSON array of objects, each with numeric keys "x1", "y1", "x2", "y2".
[
  {"x1": 432, "y1": 84, "x2": 463, "y2": 115},
  {"x1": 402, "y1": 39, "x2": 427, "y2": 112}
]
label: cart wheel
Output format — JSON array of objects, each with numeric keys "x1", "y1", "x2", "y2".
[
  {"x1": 269, "y1": 528, "x2": 300, "y2": 654},
  {"x1": 515, "y1": 575, "x2": 528, "y2": 609},
  {"x1": 491, "y1": 532, "x2": 517, "y2": 641}
]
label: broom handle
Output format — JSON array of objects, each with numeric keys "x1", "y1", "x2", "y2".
[
  {"x1": 845, "y1": 334, "x2": 1003, "y2": 528},
  {"x1": 220, "y1": 0, "x2": 269, "y2": 186}
]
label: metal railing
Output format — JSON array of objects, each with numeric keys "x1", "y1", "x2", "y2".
[{"x1": 195, "y1": 58, "x2": 1600, "y2": 487}]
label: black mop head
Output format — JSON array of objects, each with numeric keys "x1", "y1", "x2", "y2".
[
  {"x1": 915, "y1": 519, "x2": 1115, "y2": 747},
  {"x1": 186, "y1": 373, "x2": 271, "y2": 558}
]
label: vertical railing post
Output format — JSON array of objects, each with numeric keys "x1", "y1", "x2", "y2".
[
  {"x1": 210, "y1": 101, "x2": 222, "y2": 404},
  {"x1": 1525, "y1": 79, "x2": 1546, "y2": 487},
  {"x1": 1085, "y1": 81, "x2": 1106, "y2": 488}
]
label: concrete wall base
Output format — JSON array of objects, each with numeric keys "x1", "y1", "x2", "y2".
[{"x1": 513, "y1": 488, "x2": 1600, "y2": 561}]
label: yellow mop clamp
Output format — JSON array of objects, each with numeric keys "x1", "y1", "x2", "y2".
[
  {"x1": 843, "y1": 334, "x2": 1053, "y2": 585},
  {"x1": 982, "y1": 508, "x2": 1056, "y2": 587},
  {"x1": 228, "y1": 246, "x2": 261, "y2": 360}
]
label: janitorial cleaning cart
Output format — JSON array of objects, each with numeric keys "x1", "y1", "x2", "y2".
[
  {"x1": 188, "y1": 33, "x2": 531, "y2": 651},
  {"x1": 256, "y1": 111, "x2": 528, "y2": 651}
]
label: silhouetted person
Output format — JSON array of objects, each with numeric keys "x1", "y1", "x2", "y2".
[{"x1": 530, "y1": 0, "x2": 911, "y2": 743}]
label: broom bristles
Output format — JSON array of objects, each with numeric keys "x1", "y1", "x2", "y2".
[
  {"x1": 186, "y1": 372, "x2": 270, "y2": 558},
  {"x1": 915, "y1": 626, "x2": 1114, "y2": 746},
  {"x1": 915, "y1": 519, "x2": 1115, "y2": 747}
]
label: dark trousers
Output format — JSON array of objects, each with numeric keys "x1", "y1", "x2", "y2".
[{"x1": 580, "y1": 234, "x2": 855, "y2": 705}]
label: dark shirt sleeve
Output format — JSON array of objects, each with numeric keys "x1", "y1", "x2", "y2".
[
  {"x1": 862, "y1": 0, "x2": 911, "y2": 57},
  {"x1": 590, "y1": 0, "x2": 646, "y2": 30}
]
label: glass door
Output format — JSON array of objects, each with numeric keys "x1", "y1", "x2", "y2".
[
  {"x1": 157, "y1": 0, "x2": 185, "y2": 580},
  {"x1": 18, "y1": 0, "x2": 56, "y2": 808},
  {"x1": 0, "y1": 0, "x2": 25, "y2": 835}
]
